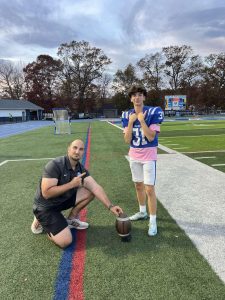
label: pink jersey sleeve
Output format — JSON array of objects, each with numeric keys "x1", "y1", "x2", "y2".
[{"x1": 150, "y1": 124, "x2": 160, "y2": 132}]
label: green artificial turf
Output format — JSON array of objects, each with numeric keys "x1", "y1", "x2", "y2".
[{"x1": 0, "y1": 120, "x2": 225, "y2": 299}]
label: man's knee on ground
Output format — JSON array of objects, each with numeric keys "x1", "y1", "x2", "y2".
[
  {"x1": 49, "y1": 228, "x2": 73, "y2": 249},
  {"x1": 57, "y1": 237, "x2": 73, "y2": 249}
]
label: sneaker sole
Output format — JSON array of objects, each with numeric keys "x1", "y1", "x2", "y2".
[
  {"x1": 31, "y1": 227, "x2": 44, "y2": 234},
  {"x1": 129, "y1": 216, "x2": 148, "y2": 221},
  {"x1": 68, "y1": 225, "x2": 88, "y2": 230},
  {"x1": 148, "y1": 230, "x2": 157, "y2": 236}
]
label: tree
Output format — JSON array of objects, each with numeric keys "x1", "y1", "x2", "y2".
[
  {"x1": 57, "y1": 40, "x2": 111, "y2": 112},
  {"x1": 23, "y1": 55, "x2": 62, "y2": 110},
  {"x1": 163, "y1": 45, "x2": 193, "y2": 92},
  {"x1": 137, "y1": 52, "x2": 164, "y2": 93},
  {"x1": 0, "y1": 60, "x2": 25, "y2": 99},
  {"x1": 112, "y1": 63, "x2": 140, "y2": 94},
  {"x1": 200, "y1": 53, "x2": 225, "y2": 109},
  {"x1": 112, "y1": 64, "x2": 141, "y2": 112}
]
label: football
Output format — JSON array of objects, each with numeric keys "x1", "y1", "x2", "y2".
[{"x1": 115, "y1": 213, "x2": 132, "y2": 241}]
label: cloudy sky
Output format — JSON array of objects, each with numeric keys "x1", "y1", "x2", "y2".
[{"x1": 0, "y1": 0, "x2": 224, "y2": 73}]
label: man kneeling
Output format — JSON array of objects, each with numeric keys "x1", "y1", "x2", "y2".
[{"x1": 31, "y1": 139, "x2": 123, "y2": 248}]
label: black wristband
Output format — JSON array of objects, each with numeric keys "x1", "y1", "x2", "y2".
[{"x1": 108, "y1": 204, "x2": 114, "y2": 210}]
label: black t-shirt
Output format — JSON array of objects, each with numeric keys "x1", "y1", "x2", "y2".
[{"x1": 34, "y1": 156, "x2": 90, "y2": 209}]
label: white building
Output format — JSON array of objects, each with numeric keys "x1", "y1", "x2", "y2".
[{"x1": 0, "y1": 99, "x2": 44, "y2": 123}]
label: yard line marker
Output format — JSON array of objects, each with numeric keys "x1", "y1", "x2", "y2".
[
  {"x1": 157, "y1": 134, "x2": 225, "y2": 138},
  {"x1": 0, "y1": 158, "x2": 54, "y2": 167},
  {"x1": 107, "y1": 121, "x2": 123, "y2": 130},
  {"x1": 211, "y1": 163, "x2": 225, "y2": 166},
  {"x1": 182, "y1": 150, "x2": 225, "y2": 154},
  {"x1": 7, "y1": 158, "x2": 54, "y2": 162},
  {"x1": 173, "y1": 147, "x2": 189, "y2": 150},
  {"x1": 0, "y1": 160, "x2": 8, "y2": 166},
  {"x1": 195, "y1": 157, "x2": 216, "y2": 159}
]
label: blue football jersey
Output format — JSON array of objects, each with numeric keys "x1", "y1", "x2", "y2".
[{"x1": 121, "y1": 106, "x2": 164, "y2": 148}]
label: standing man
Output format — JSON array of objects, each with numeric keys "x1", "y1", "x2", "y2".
[
  {"x1": 31, "y1": 139, "x2": 123, "y2": 248},
  {"x1": 122, "y1": 86, "x2": 164, "y2": 236}
]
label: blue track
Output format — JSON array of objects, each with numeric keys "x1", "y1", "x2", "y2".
[{"x1": 0, "y1": 121, "x2": 53, "y2": 138}]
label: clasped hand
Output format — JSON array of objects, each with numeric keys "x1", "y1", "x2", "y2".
[{"x1": 129, "y1": 111, "x2": 147, "y2": 123}]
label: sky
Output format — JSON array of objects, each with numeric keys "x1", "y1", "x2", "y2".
[{"x1": 0, "y1": 0, "x2": 225, "y2": 74}]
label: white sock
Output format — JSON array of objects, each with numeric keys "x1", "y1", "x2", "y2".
[
  {"x1": 139, "y1": 205, "x2": 147, "y2": 214},
  {"x1": 150, "y1": 214, "x2": 156, "y2": 223}
]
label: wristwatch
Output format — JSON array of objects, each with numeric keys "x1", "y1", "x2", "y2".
[{"x1": 108, "y1": 204, "x2": 115, "y2": 210}]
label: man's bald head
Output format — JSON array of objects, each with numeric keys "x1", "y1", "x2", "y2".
[
  {"x1": 68, "y1": 139, "x2": 84, "y2": 149},
  {"x1": 67, "y1": 139, "x2": 85, "y2": 162}
]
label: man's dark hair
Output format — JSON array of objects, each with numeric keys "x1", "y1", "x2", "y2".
[{"x1": 128, "y1": 85, "x2": 147, "y2": 99}]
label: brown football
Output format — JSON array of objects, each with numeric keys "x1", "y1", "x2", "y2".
[{"x1": 115, "y1": 213, "x2": 131, "y2": 237}]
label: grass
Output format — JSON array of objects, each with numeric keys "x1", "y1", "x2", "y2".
[
  {"x1": 0, "y1": 120, "x2": 225, "y2": 299},
  {"x1": 159, "y1": 119, "x2": 225, "y2": 173}
]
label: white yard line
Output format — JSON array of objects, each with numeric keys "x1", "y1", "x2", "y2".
[
  {"x1": 157, "y1": 134, "x2": 225, "y2": 138},
  {"x1": 173, "y1": 147, "x2": 189, "y2": 150},
  {"x1": 107, "y1": 121, "x2": 123, "y2": 130},
  {"x1": 158, "y1": 144, "x2": 177, "y2": 154},
  {"x1": 0, "y1": 160, "x2": 8, "y2": 166},
  {"x1": 211, "y1": 163, "x2": 225, "y2": 166},
  {"x1": 182, "y1": 150, "x2": 225, "y2": 154},
  {"x1": 195, "y1": 157, "x2": 216, "y2": 159},
  {"x1": 0, "y1": 158, "x2": 53, "y2": 167}
]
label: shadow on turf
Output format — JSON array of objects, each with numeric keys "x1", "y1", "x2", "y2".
[{"x1": 73, "y1": 222, "x2": 195, "y2": 258}]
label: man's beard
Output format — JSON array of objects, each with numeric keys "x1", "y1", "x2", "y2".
[{"x1": 71, "y1": 156, "x2": 80, "y2": 161}]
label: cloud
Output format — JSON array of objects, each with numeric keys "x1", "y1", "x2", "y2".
[{"x1": 0, "y1": 0, "x2": 224, "y2": 70}]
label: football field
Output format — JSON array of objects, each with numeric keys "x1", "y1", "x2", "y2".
[{"x1": 0, "y1": 119, "x2": 225, "y2": 300}]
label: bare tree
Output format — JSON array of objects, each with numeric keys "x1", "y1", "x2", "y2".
[
  {"x1": 0, "y1": 60, "x2": 25, "y2": 99},
  {"x1": 163, "y1": 45, "x2": 193, "y2": 92},
  {"x1": 112, "y1": 63, "x2": 140, "y2": 94},
  {"x1": 137, "y1": 52, "x2": 164, "y2": 92},
  {"x1": 200, "y1": 53, "x2": 225, "y2": 109}
]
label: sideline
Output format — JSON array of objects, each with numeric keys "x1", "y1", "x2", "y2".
[
  {"x1": 0, "y1": 158, "x2": 54, "y2": 167},
  {"x1": 107, "y1": 120, "x2": 225, "y2": 284}
]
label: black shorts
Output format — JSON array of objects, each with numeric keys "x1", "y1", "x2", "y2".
[{"x1": 33, "y1": 197, "x2": 76, "y2": 236}]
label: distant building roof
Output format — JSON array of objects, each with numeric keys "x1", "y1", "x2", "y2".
[{"x1": 0, "y1": 99, "x2": 44, "y2": 110}]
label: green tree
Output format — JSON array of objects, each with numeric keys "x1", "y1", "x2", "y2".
[
  {"x1": 57, "y1": 40, "x2": 111, "y2": 112},
  {"x1": 23, "y1": 55, "x2": 62, "y2": 110}
]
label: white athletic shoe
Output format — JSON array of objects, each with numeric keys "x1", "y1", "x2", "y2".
[
  {"x1": 31, "y1": 217, "x2": 43, "y2": 234},
  {"x1": 67, "y1": 218, "x2": 89, "y2": 230},
  {"x1": 129, "y1": 212, "x2": 148, "y2": 221},
  {"x1": 148, "y1": 222, "x2": 157, "y2": 236}
]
